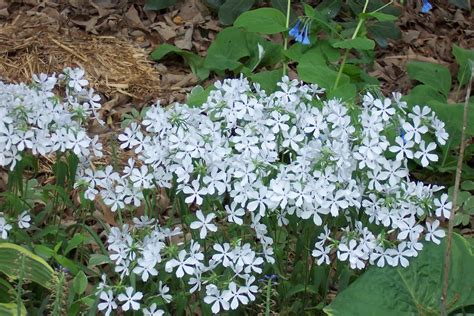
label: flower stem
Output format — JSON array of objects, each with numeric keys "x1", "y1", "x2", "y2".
[
  {"x1": 440, "y1": 71, "x2": 473, "y2": 315},
  {"x1": 283, "y1": 0, "x2": 292, "y2": 76},
  {"x1": 333, "y1": 0, "x2": 369, "y2": 90},
  {"x1": 264, "y1": 276, "x2": 272, "y2": 316}
]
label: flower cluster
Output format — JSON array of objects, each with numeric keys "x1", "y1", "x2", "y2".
[
  {"x1": 97, "y1": 217, "x2": 266, "y2": 314},
  {"x1": 289, "y1": 18, "x2": 311, "y2": 45},
  {"x1": 76, "y1": 75, "x2": 452, "y2": 313},
  {"x1": 0, "y1": 68, "x2": 103, "y2": 170}
]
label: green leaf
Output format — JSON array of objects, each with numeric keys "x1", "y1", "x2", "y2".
[
  {"x1": 325, "y1": 234, "x2": 474, "y2": 316},
  {"x1": 297, "y1": 49, "x2": 349, "y2": 89},
  {"x1": 150, "y1": 44, "x2": 209, "y2": 80},
  {"x1": 328, "y1": 83, "x2": 356, "y2": 102},
  {"x1": 144, "y1": 0, "x2": 176, "y2": 10},
  {"x1": 250, "y1": 69, "x2": 283, "y2": 93},
  {"x1": 203, "y1": 27, "x2": 249, "y2": 71},
  {"x1": 462, "y1": 180, "x2": 474, "y2": 191},
  {"x1": 0, "y1": 243, "x2": 57, "y2": 290},
  {"x1": 187, "y1": 85, "x2": 215, "y2": 107},
  {"x1": 407, "y1": 61, "x2": 452, "y2": 97},
  {"x1": 449, "y1": 0, "x2": 471, "y2": 10},
  {"x1": 234, "y1": 8, "x2": 287, "y2": 34},
  {"x1": 332, "y1": 38, "x2": 375, "y2": 50},
  {"x1": 0, "y1": 303, "x2": 26, "y2": 316},
  {"x1": 206, "y1": 0, "x2": 225, "y2": 10},
  {"x1": 73, "y1": 271, "x2": 88, "y2": 295},
  {"x1": 367, "y1": 21, "x2": 401, "y2": 48},
  {"x1": 218, "y1": 0, "x2": 255, "y2": 25},
  {"x1": 452, "y1": 45, "x2": 474, "y2": 86},
  {"x1": 365, "y1": 12, "x2": 398, "y2": 21},
  {"x1": 88, "y1": 254, "x2": 111, "y2": 267}
]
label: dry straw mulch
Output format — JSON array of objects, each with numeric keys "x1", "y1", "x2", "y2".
[{"x1": 0, "y1": 12, "x2": 162, "y2": 102}]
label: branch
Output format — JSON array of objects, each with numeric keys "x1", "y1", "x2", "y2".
[{"x1": 440, "y1": 71, "x2": 473, "y2": 315}]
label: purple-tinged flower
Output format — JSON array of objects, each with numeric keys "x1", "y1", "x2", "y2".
[
  {"x1": 302, "y1": 25, "x2": 310, "y2": 45},
  {"x1": 421, "y1": 0, "x2": 432, "y2": 13},
  {"x1": 289, "y1": 20, "x2": 301, "y2": 37}
]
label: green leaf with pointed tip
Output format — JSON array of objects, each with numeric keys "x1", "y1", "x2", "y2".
[
  {"x1": 407, "y1": 61, "x2": 452, "y2": 97},
  {"x1": 150, "y1": 44, "x2": 209, "y2": 80},
  {"x1": 0, "y1": 243, "x2": 57, "y2": 290},
  {"x1": 0, "y1": 303, "x2": 26, "y2": 316},
  {"x1": 234, "y1": 8, "x2": 287, "y2": 34},
  {"x1": 325, "y1": 234, "x2": 474, "y2": 316},
  {"x1": 144, "y1": 0, "x2": 176, "y2": 11},
  {"x1": 218, "y1": 0, "x2": 255, "y2": 25},
  {"x1": 332, "y1": 37, "x2": 375, "y2": 50},
  {"x1": 452, "y1": 45, "x2": 474, "y2": 87}
]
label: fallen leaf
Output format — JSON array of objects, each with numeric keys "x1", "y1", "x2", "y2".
[{"x1": 174, "y1": 25, "x2": 193, "y2": 50}]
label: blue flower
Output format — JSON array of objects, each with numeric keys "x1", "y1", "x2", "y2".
[
  {"x1": 289, "y1": 20, "x2": 301, "y2": 38},
  {"x1": 302, "y1": 25, "x2": 311, "y2": 45},
  {"x1": 421, "y1": 0, "x2": 432, "y2": 13}
]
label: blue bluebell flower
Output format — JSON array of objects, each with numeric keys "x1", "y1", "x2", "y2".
[
  {"x1": 289, "y1": 18, "x2": 312, "y2": 46},
  {"x1": 421, "y1": 0, "x2": 432, "y2": 13},
  {"x1": 289, "y1": 20, "x2": 301, "y2": 38},
  {"x1": 302, "y1": 25, "x2": 311, "y2": 45}
]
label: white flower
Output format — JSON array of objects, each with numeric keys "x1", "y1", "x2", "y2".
[
  {"x1": 117, "y1": 287, "x2": 143, "y2": 311},
  {"x1": 182, "y1": 180, "x2": 208, "y2": 205},
  {"x1": 312, "y1": 244, "x2": 331, "y2": 265},
  {"x1": 425, "y1": 220, "x2": 445, "y2": 244},
  {"x1": 414, "y1": 141, "x2": 438, "y2": 167},
  {"x1": 98, "y1": 290, "x2": 117, "y2": 316},
  {"x1": 17, "y1": 211, "x2": 31, "y2": 229},
  {"x1": 158, "y1": 281, "x2": 172, "y2": 303},
  {"x1": 142, "y1": 303, "x2": 165, "y2": 316},
  {"x1": 190, "y1": 210, "x2": 217, "y2": 239},
  {"x1": 0, "y1": 217, "x2": 12, "y2": 240},
  {"x1": 434, "y1": 193, "x2": 451, "y2": 218},
  {"x1": 204, "y1": 285, "x2": 230, "y2": 314},
  {"x1": 225, "y1": 282, "x2": 249, "y2": 310},
  {"x1": 165, "y1": 250, "x2": 196, "y2": 278}
]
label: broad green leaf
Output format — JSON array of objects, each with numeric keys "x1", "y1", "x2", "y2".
[
  {"x1": 316, "y1": 0, "x2": 343, "y2": 18},
  {"x1": 332, "y1": 38, "x2": 375, "y2": 50},
  {"x1": 367, "y1": 21, "x2": 401, "y2": 48},
  {"x1": 218, "y1": 0, "x2": 255, "y2": 25},
  {"x1": 150, "y1": 44, "x2": 209, "y2": 80},
  {"x1": 0, "y1": 243, "x2": 57, "y2": 290},
  {"x1": 73, "y1": 271, "x2": 88, "y2": 295},
  {"x1": 0, "y1": 279, "x2": 13, "y2": 303},
  {"x1": 404, "y1": 84, "x2": 446, "y2": 105},
  {"x1": 328, "y1": 83, "x2": 356, "y2": 102},
  {"x1": 452, "y1": 45, "x2": 474, "y2": 86},
  {"x1": 206, "y1": 0, "x2": 225, "y2": 10},
  {"x1": 407, "y1": 61, "x2": 452, "y2": 97},
  {"x1": 234, "y1": 8, "x2": 287, "y2": 34},
  {"x1": 365, "y1": 12, "x2": 398, "y2": 21},
  {"x1": 462, "y1": 180, "x2": 474, "y2": 191},
  {"x1": 88, "y1": 254, "x2": 111, "y2": 267},
  {"x1": 325, "y1": 234, "x2": 474, "y2": 316},
  {"x1": 449, "y1": 0, "x2": 471, "y2": 10},
  {"x1": 250, "y1": 69, "x2": 284, "y2": 93},
  {"x1": 203, "y1": 27, "x2": 249, "y2": 71},
  {"x1": 144, "y1": 0, "x2": 176, "y2": 10},
  {"x1": 187, "y1": 85, "x2": 215, "y2": 107},
  {"x1": 0, "y1": 303, "x2": 26, "y2": 316}
]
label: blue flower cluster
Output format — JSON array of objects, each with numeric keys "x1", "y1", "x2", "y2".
[
  {"x1": 421, "y1": 0, "x2": 433, "y2": 13},
  {"x1": 289, "y1": 19, "x2": 311, "y2": 45}
]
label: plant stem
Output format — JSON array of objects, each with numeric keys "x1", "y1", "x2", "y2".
[
  {"x1": 283, "y1": 0, "x2": 291, "y2": 76},
  {"x1": 440, "y1": 72, "x2": 473, "y2": 315},
  {"x1": 264, "y1": 277, "x2": 272, "y2": 316},
  {"x1": 333, "y1": 0, "x2": 369, "y2": 90}
]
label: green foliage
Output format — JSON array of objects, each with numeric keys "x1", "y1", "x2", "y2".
[
  {"x1": 406, "y1": 61, "x2": 452, "y2": 97},
  {"x1": 325, "y1": 234, "x2": 474, "y2": 316},
  {"x1": 144, "y1": 0, "x2": 176, "y2": 11},
  {"x1": 0, "y1": 243, "x2": 57, "y2": 290},
  {"x1": 234, "y1": 8, "x2": 287, "y2": 34},
  {"x1": 452, "y1": 45, "x2": 474, "y2": 87}
]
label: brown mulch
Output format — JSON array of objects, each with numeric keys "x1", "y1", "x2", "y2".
[{"x1": 372, "y1": 0, "x2": 473, "y2": 101}]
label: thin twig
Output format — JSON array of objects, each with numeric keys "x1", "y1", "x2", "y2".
[{"x1": 440, "y1": 71, "x2": 473, "y2": 315}]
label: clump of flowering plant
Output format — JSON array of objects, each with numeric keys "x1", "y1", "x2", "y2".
[
  {"x1": 76, "y1": 75, "x2": 451, "y2": 314},
  {"x1": 0, "y1": 68, "x2": 103, "y2": 171}
]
